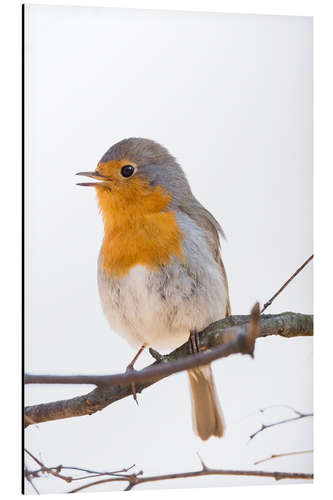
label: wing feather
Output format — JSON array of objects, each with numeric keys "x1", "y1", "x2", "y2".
[{"x1": 180, "y1": 199, "x2": 231, "y2": 316}]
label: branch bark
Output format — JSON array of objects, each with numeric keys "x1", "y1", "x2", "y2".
[{"x1": 24, "y1": 311, "x2": 312, "y2": 428}]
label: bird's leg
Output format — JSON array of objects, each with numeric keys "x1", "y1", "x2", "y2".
[
  {"x1": 126, "y1": 344, "x2": 146, "y2": 405},
  {"x1": 127, "y1": 344, "x2": 146, "y2": 369},
  {"x1": 189, "y1": 330, "x2": 200, "y2": 354}
]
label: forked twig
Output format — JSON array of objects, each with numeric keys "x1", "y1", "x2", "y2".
[
  {"x1": 24, "y1": 449, "x2": 73, "y2": 483},
  {"x1": 249, "y1": 407, "x2": 313, "y2": 441},
  {"x1": 24, "y1": 449, "x2": 136, "y2": 487}
]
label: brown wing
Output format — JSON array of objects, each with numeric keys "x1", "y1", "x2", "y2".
[{"x1": 181, "y1": 200, "x2": 231, "y2": 317}]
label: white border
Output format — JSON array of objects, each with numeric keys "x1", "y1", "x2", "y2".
[{"x1": 1, "y1": 1, "x2": 332, "y2": 499}]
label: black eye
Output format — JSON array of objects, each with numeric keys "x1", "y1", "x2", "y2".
[{"x1": 121, "y1": 165, "x2": 135, "y2": 178}]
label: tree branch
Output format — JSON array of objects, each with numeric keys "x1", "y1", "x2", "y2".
[
  {"x1": 24, "y1": 453, "x2": 313, "y2": 493},
  {"x1": 24, "y1": 310, "x2": 312, "y2": 427},
  {"x1": 69, "y1": 467, "x2": 313, "y2": 493}
]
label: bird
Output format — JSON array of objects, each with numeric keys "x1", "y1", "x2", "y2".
[{"x1": 77, "y1": 137, "x2": 231, "y2": 441}]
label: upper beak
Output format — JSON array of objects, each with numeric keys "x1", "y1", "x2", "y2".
[{"x1": 76, "y1": 171, "x2": 109, "y2": 187}]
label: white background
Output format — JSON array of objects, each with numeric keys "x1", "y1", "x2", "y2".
[
  {"x1": 22, "y1": 4, "x2": 313, "y2": 495},
  {"x1": 2, "y1": 1, "x2": 332, "y2": 500}
]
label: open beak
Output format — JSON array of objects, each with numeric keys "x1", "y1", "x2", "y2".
[{"x1": 76, "y1": 171, "x2": 109, "y2": 187}]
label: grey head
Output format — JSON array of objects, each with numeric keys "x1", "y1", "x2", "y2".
[
  {"x1": 99, "y1": 137, "x2": 224, "y2": 238},
  {"x1": 99, "y1": 137, "x2": 193, "y2": 204},
  {"x1": 100, "y1": 137, "x2": 177, "y2": 167}
]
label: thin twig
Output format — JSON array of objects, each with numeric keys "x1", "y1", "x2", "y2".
[
  {"x1": 233, "y1": 403, "x2": 308, "y2": 424},
  {"x1": 254, "y1": 450, "x2": 313, "y2": 465},
  {"x1": 249, "y1": 408, "x2": 313, "y2": 441},
  {"x1": 29, "y1": 465, "x2": 132, "y2": 477},
  {"x1": 261, "y1": 255, "x2": 313, "y2": 313},
  {"x1": 258, "y1": 404, "x2": 308, "y2": 415},
  {"x1": 60, "y1": 464, "x2": 135, "y2": 478}
]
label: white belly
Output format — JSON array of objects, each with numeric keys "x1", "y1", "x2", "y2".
[{"x1": 98, "y1": 259, "x2": 227, "y2": 351}]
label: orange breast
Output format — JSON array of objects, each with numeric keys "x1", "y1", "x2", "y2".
[{"x1": 96, "y1": 177, "x2": 184, "y2": 277}]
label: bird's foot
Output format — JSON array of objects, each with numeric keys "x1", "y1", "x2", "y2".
[
  {"x1": 125, "y1": 364, "x2": 139, "y2": 406},
  {"x1": 189, "y1": 330, "x2": 200, "y2": 354}
]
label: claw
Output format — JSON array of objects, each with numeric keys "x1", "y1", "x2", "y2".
[
  {"x1": 189, "y1": 330, "x2": 200, "y2": 354},
  {"x1": 131, "y1": 382, "x2": 139, "y2": 406},
  {"x1": 126, "y1": 365, "x2": 139, "y2": 405}
]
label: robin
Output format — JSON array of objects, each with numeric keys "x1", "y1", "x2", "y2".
[{"x1": 77, "y1": 138, "x2": 231, "y2": 440}]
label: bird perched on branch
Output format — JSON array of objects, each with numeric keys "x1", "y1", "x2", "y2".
[{"x1": 77, "y1": 138, "x2": 230, "y2": 440}]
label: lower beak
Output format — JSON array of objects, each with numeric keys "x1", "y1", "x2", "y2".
[{"x1": 76, "y1": 171, "x2": 109, "y2": 187}]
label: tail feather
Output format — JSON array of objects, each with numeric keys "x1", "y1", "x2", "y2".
[{"x1": 188, "y1": 364, "x2": 225, "y2": 440}]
